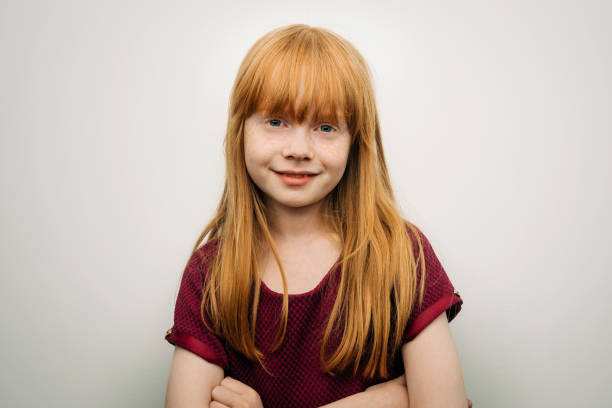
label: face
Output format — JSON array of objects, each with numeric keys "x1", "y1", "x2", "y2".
[{"x1": 243, "y1": 109, "x2": 351, "y2": 211}]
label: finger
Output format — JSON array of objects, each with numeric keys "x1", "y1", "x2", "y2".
[
  {"x1": 211, "y1": 385, "x2": 241, "y2": 406},
  {"x1": 209, "y1": 402, "x2": 229, "y2": 408},
  {"x1": 220, "y1": 376, "x2": 253, "y2": 394}
]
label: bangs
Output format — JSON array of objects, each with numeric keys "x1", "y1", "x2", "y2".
[{"x1": 240, "y1": 30, "x2": 359, "y2": 132}]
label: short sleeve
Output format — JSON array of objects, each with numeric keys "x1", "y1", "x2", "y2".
[
  {"x1": 164, "y1": 241, "x2": 229, "y2": 371},
  {"x1": 402, "y1": 226, "x2": 463, "y2": 343}
]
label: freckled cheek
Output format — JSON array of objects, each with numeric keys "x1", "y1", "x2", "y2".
[
  {"x1": 245, "y1": 137, "x2": 277, "y2": 166},
  {"x1": 314, "y1": 141, "x2": 351, "y2": 170}
]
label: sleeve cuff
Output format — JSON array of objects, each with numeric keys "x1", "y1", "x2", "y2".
[
  {"x1": 165, "y1": 328, "x2": 229, "y2": 372},
  {"x1": 403, "y1": 292, "x2": 463, "y2": 342}
]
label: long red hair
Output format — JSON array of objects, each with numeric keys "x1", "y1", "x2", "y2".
[{"x1": 186, "y1": 24, "x2": 426, "y2": 379}]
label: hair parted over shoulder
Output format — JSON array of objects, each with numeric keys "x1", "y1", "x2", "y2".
[{"x1": 187, "y1": 24, "x2": 426, "y2": 379}]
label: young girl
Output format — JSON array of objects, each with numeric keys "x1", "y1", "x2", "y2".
[{"x1": 164, "y1": 24, "x2": 470, "y2": 408}]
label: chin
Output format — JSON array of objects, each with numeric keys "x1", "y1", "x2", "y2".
[
  {"x1": 283, "y1": 200, "x2": 312, "y2": 208},
  {"x1": 276, "y1": 197, "x2": 318, "y2": 208}
]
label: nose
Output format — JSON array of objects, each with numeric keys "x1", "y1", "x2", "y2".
[{"x1": 281, "y1": 125, "x2": 313, "y2": 160}]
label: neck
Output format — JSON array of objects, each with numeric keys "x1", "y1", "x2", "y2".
[{"x1": 265, "y1": 199, "x2": 331, "y2": 243}]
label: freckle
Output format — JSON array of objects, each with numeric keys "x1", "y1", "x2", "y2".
[{"x1": 323, "y1": 145, "x2": 340, "y2": 155}]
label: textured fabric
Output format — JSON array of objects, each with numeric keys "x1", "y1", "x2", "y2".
[{"x1": 165, "y1": 226, "x2": 463, "y2": 407}]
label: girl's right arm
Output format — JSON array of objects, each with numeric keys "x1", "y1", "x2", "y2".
[{"x1": 165, "y1": 346, "x2": 224, "y2": 408}]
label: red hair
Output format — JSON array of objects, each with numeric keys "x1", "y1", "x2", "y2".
[{"x1": 186, "y1": 24, "x2": 426, "y2": 379}]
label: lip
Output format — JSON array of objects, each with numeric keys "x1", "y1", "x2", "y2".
[
  {"x1": 273, "y1": 170, "x2": 318, "y2": 186},
  {"x1": 274, "y1": 170, "x2": 319, "y2": 175}
]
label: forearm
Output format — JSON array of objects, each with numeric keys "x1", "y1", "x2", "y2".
[
  {"x1": 318, "y1": 390, "x2": 377, "y2": 408},
  {"x1": 319, "y1": 376, "x2": 409, "y2": 408}
]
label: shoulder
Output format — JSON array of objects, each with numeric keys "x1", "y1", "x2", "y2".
[
  {"x1": 403, "y1": 220, "x2": 431, "y2": 258},
  {"x1": 193, "y1": 238, "x2": 222, "y2": 264},
  {"x1": 401, "y1": 220, "x2": 463, "y2": 341},
  {"x1": 184, "y1": 238, "x2": 222, "y2": 284},
  {"x1": 403, "y1": 220, "x2": 426, "y2": 241}
]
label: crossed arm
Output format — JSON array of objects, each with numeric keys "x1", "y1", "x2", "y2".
[
  {"x1": 210, "y1": 372, "x2": 471, "y2": 408},
  {"x1": 208, "y1": 374, "x2": 408, "y2": 408},
  {"x1": 166, "y1": 349, "x2": 407, "y2": 408},
  {"x1": 208, "y1": 313, "x2": 471, "y2": 407},
  {"x1": 167, "y1": 314, "x2": 470, "y2": 407}
]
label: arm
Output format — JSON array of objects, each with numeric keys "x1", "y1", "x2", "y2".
[
  {"x1": 319, "y1": 375, "x2": 409, "y2": 408},
  {"x1": 204, "y1": 314, "x2": 470, "y2": 408},
  {"x1": 165, "y1": 346, "x2": 224, "y2": 408},
  {"x1": 402, "y1": 313, "x2": 468, "y2": 408},
  {"x1": 210, "y1": 375, "x2": 409, "y2": 408}
]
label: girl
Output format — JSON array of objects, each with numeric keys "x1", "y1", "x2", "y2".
[{"x1": 164, "y1": 24, "x2": 470, "y2": 408}]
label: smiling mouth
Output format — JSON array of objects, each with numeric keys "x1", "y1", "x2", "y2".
[
  {"x1": 278, "y1": 173, "x2": 310, "y2": 178},
  {"x1": 273, "y1": 170, "x2": 318, "y2": 178},
  {"x1": 272, "y1": 170, "x2": 318, "y2": 186}
]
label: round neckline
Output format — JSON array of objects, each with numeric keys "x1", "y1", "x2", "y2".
[{"x1": 260, "y1": 254, "x2": 343, "y2": 298}]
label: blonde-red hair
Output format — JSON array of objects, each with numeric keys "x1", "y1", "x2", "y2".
[{"x1": 187, "y1": 24, "x2": 426, "y2": 379}]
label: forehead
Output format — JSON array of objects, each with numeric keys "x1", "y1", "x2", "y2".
[{"x1": 251, "y1": 61, "x2": 351, "y2": 125}]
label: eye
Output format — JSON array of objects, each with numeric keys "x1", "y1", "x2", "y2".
[
  {"x1": 319, "y1": 124, "x2": 336, "y2": 133},
  {"x1": 266, "y1": 118, "x2": 284, "y2": 127}
]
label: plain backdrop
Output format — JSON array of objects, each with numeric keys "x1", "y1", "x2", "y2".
[{"x1": 1, "y1": 1, "x2": 611, "y2": 407}]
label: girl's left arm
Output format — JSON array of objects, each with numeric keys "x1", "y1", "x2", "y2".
[
  {"x1": 210, "y1": 375, "x2": 407, "y2": 408},
  {"x1": 322, "y1": 312, "x2": 472, "y2": 408},
  {"x1": 401, "y1": 312, "x2": 468, "y2": 408},
  {"x1": 319, "y1": 375, "x2": 409, "y2": 408},
  {"x1": 211, "y1": 314, "x2": 470, "y2": 408}
]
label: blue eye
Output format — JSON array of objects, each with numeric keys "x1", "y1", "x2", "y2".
[
  {"x1": 320, "y1": 124, "x2": 335, "y2": 133},
  {"x1": 267, "y1": 119, "x2": 283, "y2": 127}
]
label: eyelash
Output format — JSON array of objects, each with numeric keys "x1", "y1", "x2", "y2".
[{"x1": 265, "y1": 118, "x2": 337, "y2": 133}]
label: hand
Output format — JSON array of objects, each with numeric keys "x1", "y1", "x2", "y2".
[{"x1": 210, "y1": 376, "x2": 264, "y2": 408}]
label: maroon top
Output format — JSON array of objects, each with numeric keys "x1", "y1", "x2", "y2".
[{"x1": 165, "y1": 226, "x2": 463, "y2": 407}]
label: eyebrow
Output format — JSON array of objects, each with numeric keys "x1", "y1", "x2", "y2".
[{"x1": 262, "y1": 109, "x2": 346, "y2": 124}]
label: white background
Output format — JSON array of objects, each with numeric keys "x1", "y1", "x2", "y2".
[{"x1": 1, "y1": 1, "x2": 610, "y2": 407}]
